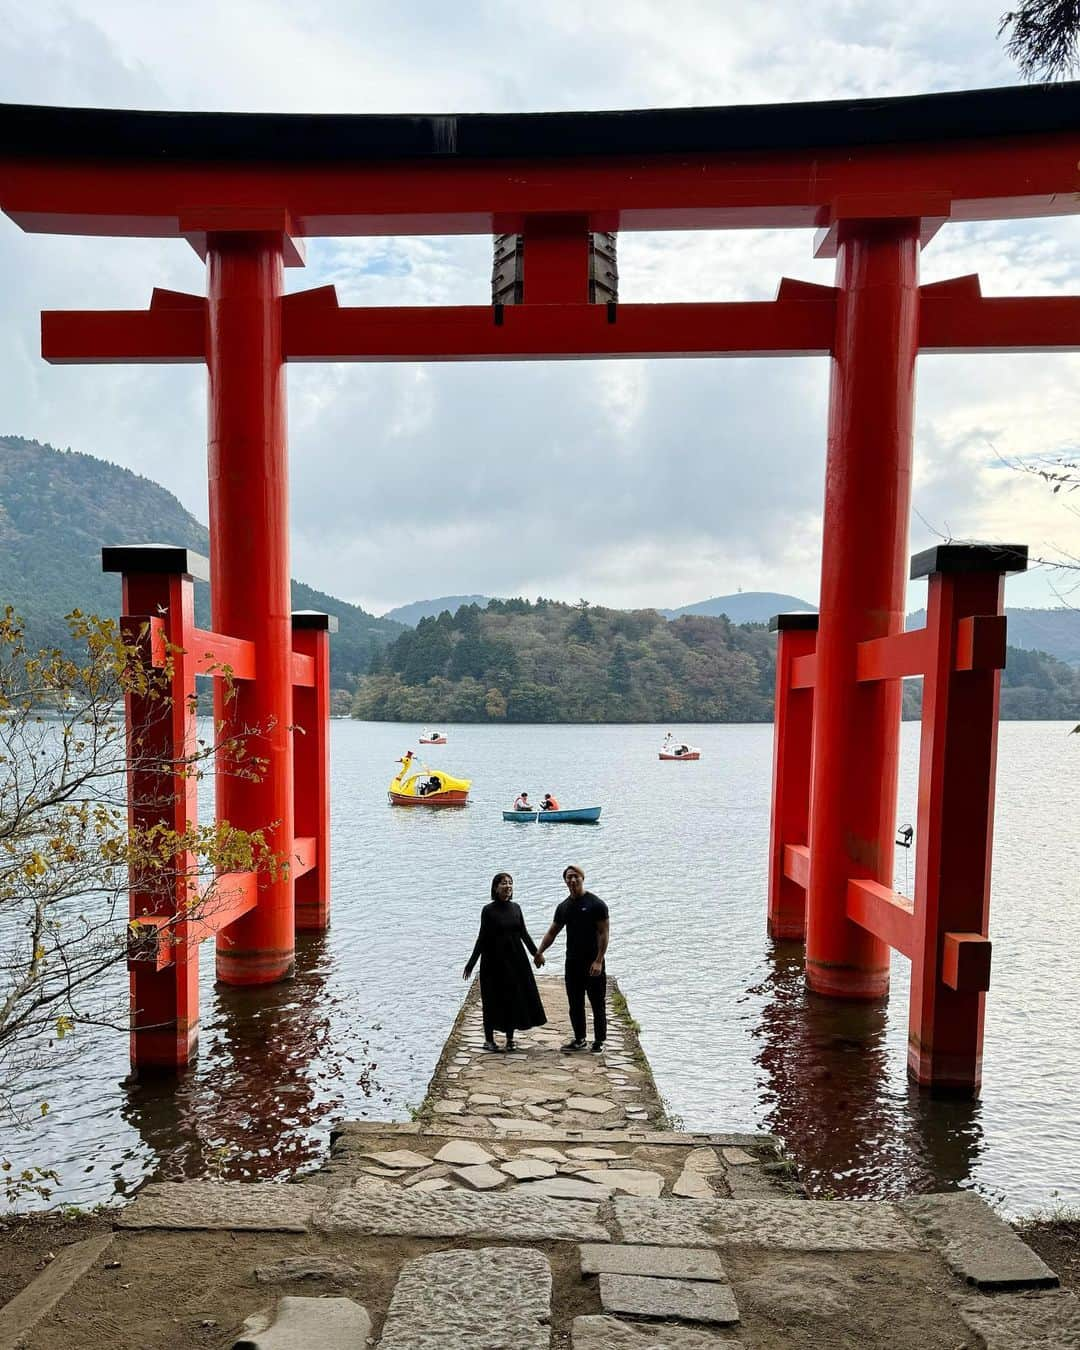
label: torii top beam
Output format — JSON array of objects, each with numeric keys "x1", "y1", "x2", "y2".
[{"x1": 1, "y1": 83, "x2": 1080, "y2": 240}]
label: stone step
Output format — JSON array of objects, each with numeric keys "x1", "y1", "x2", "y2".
[
  {"x1": 599, "y1": 1273, "x2": 740, "y2": 1325},
  {"x1": 233, "y1": 1296, "x2": 371, "y2": 1349},
  {"x1": 900, "y1": 1192, "x2": 1060, "y2": 1290},
  {"x1": 572, "y1": 1317, "x2": 740, "y2": 1346},
  {"x1": 614, "y1": 1196, "x2": 923, "y2": 1251},
  {"x1": 377, "y1": 1246, "x2": 551, "y2": 1349}
]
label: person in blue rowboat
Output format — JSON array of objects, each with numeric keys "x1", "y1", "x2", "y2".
[
  {"x1": 540, "y1": 792, "x2": 561, "y2": 812},
  {"x1": 463, "y1": 873, "x2": 547, "y2": 1053},
  {"x1": 533, "y1": 864, "x2": 610, "y2": 1053},
  {"x1": 513, "y1": 790, "x2": 531, "y2": 811}
]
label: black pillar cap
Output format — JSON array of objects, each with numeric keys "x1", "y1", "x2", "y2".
[
  {"x1": 909, "y1": 543, "x2": 1028, "y2": 580},
  {"x1": 291, "y1": 610, "x2": 338, "y2": 633},
  {"x1": 769, "y1": 611, "x2": 819, "y2": 632},
  {"x1": 101, "y1": 543, "x2": 210, "y2": 581}
]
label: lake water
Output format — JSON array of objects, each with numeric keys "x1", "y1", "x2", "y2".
[{"x1": 3, "y1": 720, "x2": 1078, "y2": 1217}]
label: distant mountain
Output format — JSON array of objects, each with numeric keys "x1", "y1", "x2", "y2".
[
  {"x1": 382, "y1": 595, "x2": 496, "y2": 627},
  {"x1": 0, "y1": 435, "x2": 402, "y2": 683},
  {"x1": 662, "y1": 592, "x2": 816, "y2": 624}
]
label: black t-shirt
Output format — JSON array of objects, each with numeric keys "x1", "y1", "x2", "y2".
[{"x1": 552, "y1": 890, "x2": 609, "y2": 965}]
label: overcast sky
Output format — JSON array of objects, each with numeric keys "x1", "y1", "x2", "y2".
[{"x1": 2, "y1": 1, "x2": 1079, "y2": 615}]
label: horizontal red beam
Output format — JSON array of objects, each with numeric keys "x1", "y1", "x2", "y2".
[
  {"x1": 942, "y1": 932, "x2": 992, "y2": 992},
  {"x1": 921, "y1": 295, "x2": 1080, "y2": 353},
  {"x1": 846, "y1": 878, "x2": 915, "y2": 958},
  {"x1": 783, "y1": 843, "x2": 810, "y2": 889},
  {"x1": 127, "y1": 871, "x2": 258, "y2": 967},
  {"x1": 291, "y1": 835, "x2": 316, "y2": 879},
  {"x1": 43, "y1": 292, "x2": 1080, "y2": 367},
  {"x1": 43, "y1": 306, "x2": 205, "y2": 364},
  {"x1": 282, "y1": 297, "x2": 836, "y2": 361},
  {"x1": 189, "y1": 628, "x2": 256, "y2": 680},
  {"x1": 790, "y1": 653, "x2": 817, "y2": 689},
  {"x1": 4, "y1": 131, "x2": 1080, "y2": 236},
  {"x1": 121, "y1": 614, "x2": 168, "y2": 667},
  {"x1": 955, "y1": 615, "x2": 1007, "y2": 671},
  {"x1": 291, "y1": 651, "x2": 315, "y2": 687},
  {"x1": 856, "y1": 628, "x2": 931, "y2": 682}
]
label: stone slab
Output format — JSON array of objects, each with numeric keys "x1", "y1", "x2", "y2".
[
  {"x1": 615, "y1": 1198, "x2": 922, "y2": 1251},
  {"x1": 319, "y1": 1187, "x2": 609, "y2": 1241},
  {"x1": 117, "y1": 1182, "x2": 323, "y2": 1232},
  {"x1": 363, "y1": 1149, "x2": 433, "y2": 1170},
  {"x1": 900, "y1": 1192, "x2": 1060, "y2": 1289},
  {"x1": 599, "y1": 1273, "x2": 740, "y2": 1325},
  {"x1": 952, "y1": 1287, "x2": 1080, "y2": 1348},
  {"x1": 377, "y1": 1246, "x2": 551, "y2": 1349},
  {"x1": 581, "y1": 1169, "x2": 664, "y2": 1198},
  {"x1": 566, "y1": 1096, "x2": 617, "y2": 1114},
  {"x1": 579, "y1": 1244, "x2": 728, "y2": 1281},
  {"x1": 567, "y1": 1147, "x2": 629, "y2": 1161},
  {"x1": 502, "y1": 1157, "x2": 558, "y2": 1180},
  {"x1": 454, "y1": 1163, "x2": 508, "y2": 1190},
  {"x1": 720, "y1": 1148, "x2": 756, "y2": 1166},
  {"x1": 434, "y1": 1140, "x2": 496, "y2": 1166},
  {"x1": 0, "y1": 1231, "x2": 114, "y2": 1350},
  {"x1": 515, "y1": 1176, "x2": 613, "y2": 1201},
  {"x1": 572, "y1": 1316, "x2": 738, "y2": 1347},
  {"x1": 412, "y1": 1177, "x2": 453, "y2": 1193},
  {"x1": 253, "y1": 1256, "x2": 361, "y2": 1285},
  {"x1": 233, "y1": 1296, "x2": 371, "y2": 1348},
  {"x1": 672, "y1": 1169, "x2": 715, "y2": 1199},
  {"x1": 683, "y1": 1148, "x2": 721, "y2": 1174}
]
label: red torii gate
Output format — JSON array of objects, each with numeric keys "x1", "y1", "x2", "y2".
[{"x1": 2, "y1": 83, "x2": 1078, "y2": 1092}]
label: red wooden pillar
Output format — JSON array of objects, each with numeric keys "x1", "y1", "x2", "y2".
[
  {"x1": 291, "y1": 611, "x2": 336, "y2": 931},
  {"x1": 806, "y1": 219, "x2": 920, "y2": 998},
  {"x1": 907, "y1": 543, "x2": 1026, "y2": 1093},
  {"x1": 207, "y1": 232, "x2": 295, "y2": 985},
  {"x1": 767, "y1": 612, "x2": 818, "y2": 939},
  {"x1": 104, "y1": 544, "x2": 207, "y2": 1071}
]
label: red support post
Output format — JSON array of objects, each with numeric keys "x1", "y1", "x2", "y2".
[
  {"x1": 806, "y1": 218, "x2": 920, "y2": 999},
  {"x1": 104, "y1": 545, "x2": 208, "y2": 1071},
  {"x1": 907, "y1": 543, "x2": 1027, "y2": 1093},
  {"x1": 291, "y1": 611, "x2": 336, "y2": 931},
  {"x1": 207, "y1": 231, "x2": 296, "y2": 985},
  {"x1": 767, "y1": 612, "x2": 818, "y2": 939},
  {"x1": 521, "y1": 215, "x2": 591, "y2": 304}
]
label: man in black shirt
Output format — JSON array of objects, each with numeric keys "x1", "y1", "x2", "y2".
[{"x1": 535, "y1": 864, "x2": 610, "y2": 1052}]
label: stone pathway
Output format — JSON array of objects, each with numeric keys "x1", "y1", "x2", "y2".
[{"x1": 3, "y1": 973, "x2": 1076, "y2": 1349}]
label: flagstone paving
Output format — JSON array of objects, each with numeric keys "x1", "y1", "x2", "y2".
[{"x1": 4, "y1": 972, "x2": 1071, "y2": 1349}]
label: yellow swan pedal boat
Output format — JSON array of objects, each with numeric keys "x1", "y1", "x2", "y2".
[{"x1": 388, "y1": 750, "x2": 471, "y2": 807}]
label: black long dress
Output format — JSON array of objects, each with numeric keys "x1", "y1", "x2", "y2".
[{"x1": 464, "y1": 900, "x2": 548, "y2": 1037}]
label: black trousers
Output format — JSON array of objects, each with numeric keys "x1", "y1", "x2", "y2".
[{"x1": 565, "y1": 961, "x2": 606, "y2": 1044}]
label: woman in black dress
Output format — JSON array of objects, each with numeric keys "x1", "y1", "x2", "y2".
[{"x1": 462, "y1": 873, "x2": 547, "y2": 1052}]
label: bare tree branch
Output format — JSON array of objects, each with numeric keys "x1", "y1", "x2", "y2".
[{"x1": 1000, "y1": 0, "x2": 1080, "y2": 80}]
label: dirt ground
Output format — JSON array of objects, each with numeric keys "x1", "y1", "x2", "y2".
[
  {"x1": 0, "y1": 1210, "x2": 990, "y2": 1350},
  {"x1": 1016, "y1": 1216, "x2": 1080, "y2": 1293},
  {"x1": 0, "y1": 1209, "x2": 113, "y2": 1313}
]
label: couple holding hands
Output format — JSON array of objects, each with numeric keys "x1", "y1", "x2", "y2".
[{"x1": 462, "y1": 864, "x2": 610, "y2": 1054}]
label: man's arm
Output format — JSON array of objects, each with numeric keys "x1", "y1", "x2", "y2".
[
  {"x1": 535, "y1": 922, "x2": 561, "y2": 966},
  {"x1": 590, "y1": 918, "x2": 610, "y2": 977}
]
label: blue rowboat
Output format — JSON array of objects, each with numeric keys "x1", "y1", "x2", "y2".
[
  {"x1": 538, "y1": 806, "x2": 602, "y2": 823},
  {"x1": 502, "y1": 809, "x2": 538, "y2": 822}
]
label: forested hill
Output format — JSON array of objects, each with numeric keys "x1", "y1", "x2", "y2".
[
  {"x1": 0, "y1": 435, "x2": 402, "y2": 682},
  {"x1": 352, "y1": 596, "x2": 1080, "y2": 723},
  {"x1": 355, "y1": 598, "x2": 777, "y2": 722}
]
